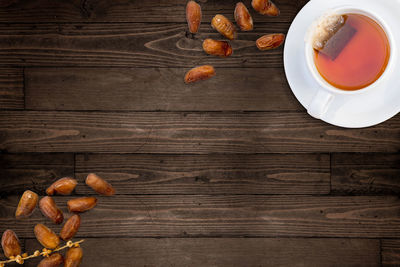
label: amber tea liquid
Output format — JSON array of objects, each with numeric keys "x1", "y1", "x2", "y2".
[{"x1": 314, "y1": 13, "x2": 390, "y2": 91}]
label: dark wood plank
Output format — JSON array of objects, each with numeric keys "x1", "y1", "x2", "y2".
[
  {"x1": 0, "y1": 111, "x2": 399, "y2": 153},
  {"x1": 382, "y1": 240, "x2": 400, "y2": 267},
  {"x1": 0, "y1": 153, "x2": 329, "y2": 196},
  {"x1": 24, "y1": 238, "x2": 379, "y2": 267},
  {"x1": 0, "y1": 0, "x2": 308, "y2": 23},
  {"x1": 0, "y1": 68, "x2": 23, "y2": 109},
  {"x1": 0, "y1": 23, "x2": 287, "y2": 68},
  {"x1": 332, "y1": 153, "x2": 400, "y2": 195},
  {"x1": 25, "y1": 67, "x2": 301, "y2": 111},
  {"x1": 74, "y1": 153, "x2": 330, "y2": 195},
  {"x1": 0, "y1": 153, "x2": 74, "y2": 196},
  {"x1": 1, "y1": 195, "x2": 400, "y2": 238}
]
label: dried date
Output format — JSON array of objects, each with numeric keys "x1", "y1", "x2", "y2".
[
  {"x1": 86, "y1": 173, "x2": 115, "y2": 196},
  {"x1": 235, "y1": 2, "x2": 253, "y2": 31},
  {"x1": 34, "y1": 224, "x2": 60, "y2": 249},
  {"x1": 256, "y1": 33, "x2": 285, "y2": 50},
  {"x1": 211, "y1": 14, "x2": 236, "y2": 40},
  {"x1": 15, "y1": 190, "x2": 38, "y2": 219},
  {"x1": 60, "y1": 214, "x2": 81, "y2": 241},
  {"x1": 184, "y1": 65, "x2": 216, "y2": 84},
  {"x1": 186, "y1": 1, "x2": 202, "y2": 33},
  {"x1": 46, "y1": 177, "x2": 77, "y2": 196},
  {"x1": 67, "y1": 197, "x2": 97, "y2": 213},
  {"x1": 252, "y1": 0, "x2": 280, "y2": 16},
  {"x1": 1, "y1": 230, "x2": 21, "y2": 259},
  {"x1": 65, "y1": 247, "x2": 83, "y2": 267},
  {"x1": 202, "y1": 39, "x2": 232, "y2": 57},
  {"x1": 38, "y1": 253, "x2": 64, "y2": 267},
  {"x1": 39, "y1": 196, "x2": 64, "y2": 224}
]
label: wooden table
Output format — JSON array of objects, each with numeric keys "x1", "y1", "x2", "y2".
[{"x1": 0, "y1": 0, "x2": 399, "y2": 266}]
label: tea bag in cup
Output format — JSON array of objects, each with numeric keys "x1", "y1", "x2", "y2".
[{"x1": 311, "y1": 12, "x2": 357, "y2": 60}]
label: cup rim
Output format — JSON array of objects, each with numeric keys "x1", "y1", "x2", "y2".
[{"x1": 305, "y1": 6, "x2": 395, "y2": 95}]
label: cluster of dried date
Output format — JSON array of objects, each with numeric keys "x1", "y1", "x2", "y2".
[
  {"x1": 1, "y1": 173, "x2": 115, "y2": 267},
  {"x1": 184, "y1": 0, "x2": 286, "y2": 83}
]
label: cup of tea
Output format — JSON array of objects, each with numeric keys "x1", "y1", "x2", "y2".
[{"x1": 305, "y1": 6, "x2": 395, "y2": 119}]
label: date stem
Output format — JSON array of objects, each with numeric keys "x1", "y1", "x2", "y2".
[{"x1": 0, "y1": 239, "x2": 84, "y2": 266}]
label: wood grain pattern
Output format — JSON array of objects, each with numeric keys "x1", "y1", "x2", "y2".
[
  {"x1": 1, "y1": 195, "x2": 400, "y2": 238},
  {"x1": 332, "y1": 153, "x2": 400, "y2": 195},
  {"x1": 1, "y1": 0, "x2": 398, "y2": 266},
  {"x1": 0, "y1": 153, "x2": 74, "y2": 196},
  {"x1": 24, "y1": 238, "x2": 379, "y2": 267},
  {"x1": 0, "y1": 23, "x2": 287, "y2": 68},
  {"x1": 0, "y1": 111, "x2": 399, "y2": 153},
  {"x1": 25, "y1": 67, "x2": 300, "y2": 111},
  {"x1": 0, "y1": 0, "x2": 308, "y2": 23},
  {"x1": 74, "y1": 153, "x2": 330, "y2": 195},
  {"x1": 0, "y1": 153, "x2": 329, "y2": 196},
  {"x1": 382, "y1": 240, "x2": 400, "y2": 267},
  {"x1": 0, "y1": 68, "x2": 23, "y2": 109}
]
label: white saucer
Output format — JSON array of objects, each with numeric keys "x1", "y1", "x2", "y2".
[{"x1": 283, "y1": 0, "x2": 400, "y2": 128}]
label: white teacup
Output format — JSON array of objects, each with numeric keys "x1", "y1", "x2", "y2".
[{"x1": 305, "y1": 6, "x2": 395, "y2": 119}]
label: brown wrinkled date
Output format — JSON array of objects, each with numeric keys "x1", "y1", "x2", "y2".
[
  {"x1": 34, "y1": 224, "x2": 60, "y2": 249},
  {"x1": 211, "y1": 14, "x2": 237, "y2": 40},
  {"x1": 60, "y1": 214, "x2": 81, "y2": 241},
  {"x1": 37, "y1": 252, "x2": 64, "y2": 267},
  {"x1": 202, "y1": 39, "x2": 232, "y2": 57},
  {"x1": 256, "y1": 33, "x2": 285, "y2": 50},
  {"x1": 65, "y1": 247, "x2": 83, "y2": 267},
  {"x1": 234, "y1": 2, "x2": 253, "y2": 31},
  {"x1": 15, "y1": 190, "x2": 39, "y2": 219},
  {"x1": 252, "y1": 0, "x2": 280, "y2": 16},
  {"x1": 39, "y1": 196, "x2": 64, "y2": 224},
  {"x1": 186, "y1": 0, "x2": 202, "y2": 34},
  {"x1": 1, "y1": 230, "x2": 21, "y2": 259},
  {"x1": 67, "y1": 197, "x2": 97, "y2": 213},
  {"x1": 184, "y1": 65, "x2": 216, "y2": 84},
  {"x1": 86, "y1": 173, "x2": 115, "y2": 196},
  {"x1": 46, "y1": 177, "x2": 77, "y2": 196}
]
